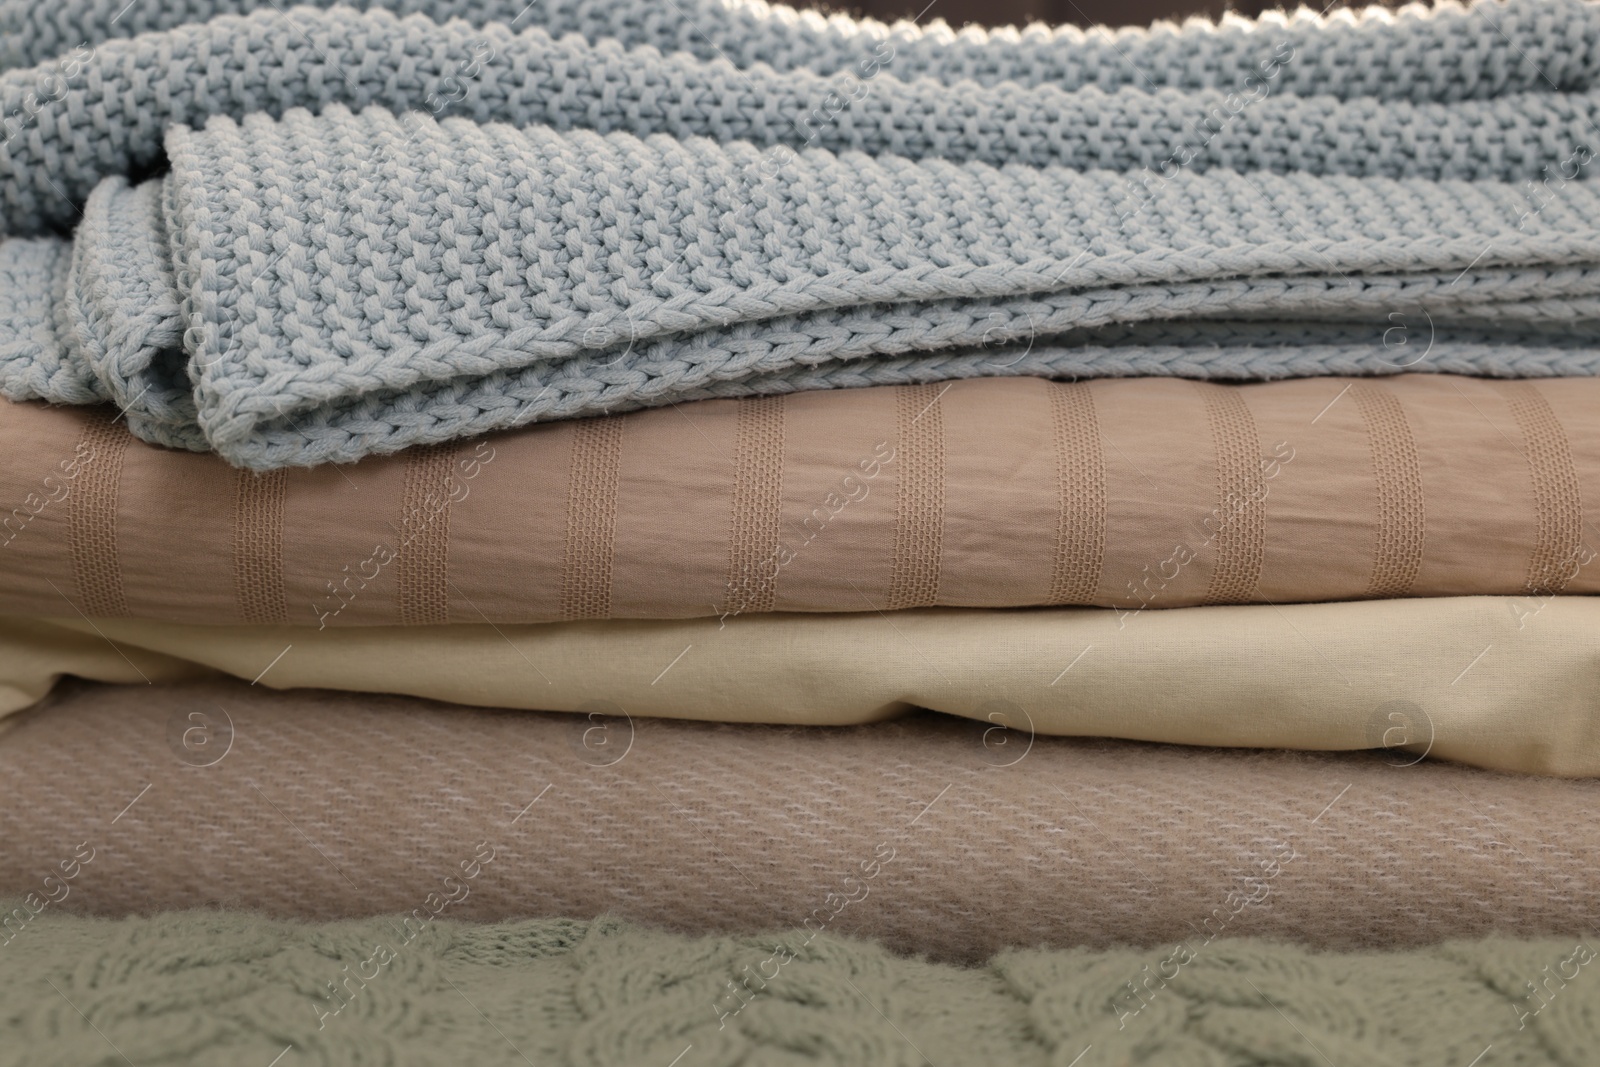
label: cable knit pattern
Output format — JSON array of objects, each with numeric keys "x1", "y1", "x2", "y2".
[
  {"x1": 8, "y1": 102, "x2": 1600, "y2": 466},
  {"x1": 0, "y1": 908, "x2": 1595, "y2": 1066}
]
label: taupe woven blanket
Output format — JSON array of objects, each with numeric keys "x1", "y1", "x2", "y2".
[{"x1": 7, "y1": 678, "x2": 1596, "y2": 962}]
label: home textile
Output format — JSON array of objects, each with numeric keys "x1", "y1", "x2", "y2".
[
  {"x1": 6, "y1": 677, "x2": 1599, "y2": 957},
  {"x1": 10, "y1": 595, "x2": 1600, "y2": 774},
  {"x1": 0, "y1": 375, "x2": 1592, "y2": 624},
  {"x1": 5, "y1": 1, "x2": 1600, "y2": 466},
  {"x1": 0, "y1": 903, "x2": 1593, "y2": 1066}
]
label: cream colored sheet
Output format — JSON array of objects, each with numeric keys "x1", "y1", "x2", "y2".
[{"x1": 5, "y1": 595, "x2": 1598, "y2": 774}]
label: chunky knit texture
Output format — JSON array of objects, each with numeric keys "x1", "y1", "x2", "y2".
[
  {"x1": 8, "y1": 0, "x2": 1600, "y2": 97},
  {"x1": 9, "y1": 101, "x2": 1600, "y2": 466},
  {"x1": 11, "y1": 2, "x2": 1600, "y2": 240},
  {"x1": 0, "y1": 906, "x2": 1596, "y2": 1066},
  {"x1": 6, "y1": 0, "x2": 1600, "y2": 464}
]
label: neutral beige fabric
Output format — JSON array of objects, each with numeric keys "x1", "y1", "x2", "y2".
[
  {"x1": 8, "y1": 677, "x2": 1600, "y2": 961},
  {"x1": 2, "y1": 374, "x2": 1597, "y2": 626},
  {"x1": 8, "y1": 594, "x2": 1600, "y2": 774}
]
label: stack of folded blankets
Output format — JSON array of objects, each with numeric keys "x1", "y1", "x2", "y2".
[{"x1": 4, "y1": 0, "x2": 1600, "y2": 1061}]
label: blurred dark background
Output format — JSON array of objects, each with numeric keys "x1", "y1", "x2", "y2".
[{"x1": 823, "y1": 0, "x2": 1412, "y2": 29}]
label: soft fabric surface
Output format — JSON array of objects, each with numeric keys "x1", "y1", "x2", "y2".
[
  {"x1": 1, "y1": 375, "x2": 1595, "y2": 623},
  {"x1": 10, "y1": 595, "x2": 1600, "y2": 774},
  {"x1": 6, "y1": 0, "x2": 1600, "y2": 227},
  {"x1": 0, "y1": 904, "x2": 1594, "y2": 1066},
  {"x1": 7, "y1": 0, "x2": 1595, "y2": 89},
  {"x1": 7, "y1": 2, "x2": 1600, "y2": 464},
  {"x1": 7, "y1": 677, "x2": 1600, "y2": 960}
]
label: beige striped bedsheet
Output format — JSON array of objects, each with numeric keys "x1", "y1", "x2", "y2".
[{"x1": 0, "y1": 374, "x2": 1593, "y2": 625}]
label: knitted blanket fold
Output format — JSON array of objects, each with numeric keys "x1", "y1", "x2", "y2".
[
  {"x1": 6, "y1": 0, "x2": 1600, "y2": 93},
  {"x1": 1, "y1": 907, "x2": 1595, "y2": 1066},
  {"x1": 10, "y1": 1, "x2": 1600, "y2": 241},
  {"x1": 4, "y1": 0, "x2": 1600, "y2": 466},
  {"x1": 8, "y1": 101, "x2": 1600, "y2": 466}
]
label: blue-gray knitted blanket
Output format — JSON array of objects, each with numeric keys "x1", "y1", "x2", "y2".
[{"x1": 3, "y1": 0, "x2": 1600, "y2": 467}]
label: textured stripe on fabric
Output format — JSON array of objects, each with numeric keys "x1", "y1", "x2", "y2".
[
  {"x1": 233, "y1": 468, "x2": 288, "y2": 624},
  {"x1": 1351, "y1": 382, "x2": 1426, "y2": 599},
  {"x1": 560, "y1": 419, "x2": 625, "y2": 620},
  {"x1": 1499, "y1": 382, "x2": 1586, "y2": 595},
  {"x1": 396, "y1": 443, "x2": 457, "y2": 626},
  {"x1": 886, "y1": 384, "x2": 946, "y2": 612},
  {"x1": 66, "y1": 412, "x2": 129, "y2": 617},
  {"x1": 1046, "y1": 382, "x2": 1106, "y2": 605},
  {"x1": 1199, "y1": 385, "x2": 1266, "y2": 605},
  {"x1": 722, "y1": 396, "x2": 786, "y2": 617}
]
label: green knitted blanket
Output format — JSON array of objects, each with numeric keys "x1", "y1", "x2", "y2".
[{"x1": 0, "y1": 907, "x2": 1594, "y2": 1065}]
